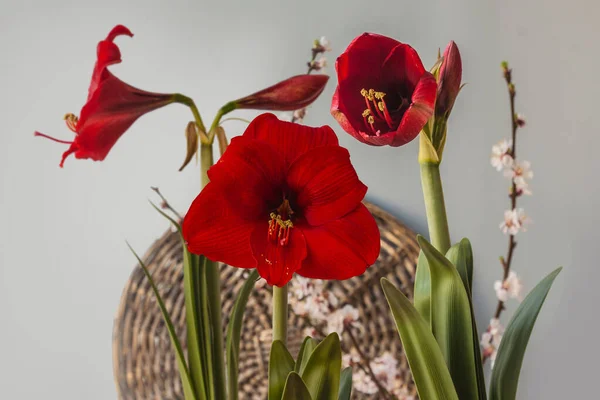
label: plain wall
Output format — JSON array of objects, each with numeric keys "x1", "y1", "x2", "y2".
[{"x1": 1, "y1": 0, "x2": 597, "y2": 398}]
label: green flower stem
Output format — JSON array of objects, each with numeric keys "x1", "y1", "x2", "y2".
[
  {"x1": 200, "y1": 143, "x2": 213, "y2": 189},
  {"x1": 199, "y1": 142, "x2": 227, "y2": 399},
  {"x1": 420, "y1": 162, "x2": 451, "y2": 254},
  {"x1": 272, "y1": 284, "x2": 288, "y2": 345},
  {"x1": 173, "y1": 94, "x2": 207, "y2": 134},
  {"x1": 207, "y1": 102, "x2": 237, "y2": 143}
]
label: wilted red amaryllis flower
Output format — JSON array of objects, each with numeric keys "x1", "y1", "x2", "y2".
[
  {"x1": 331, "y1": 33, "x2": 437, "y2": 147},
  {"x1": 182, "y1": 113, "x2": 380, "y2": 287},
  {"x1": 234, "y1": 74, "x2": 329, "y2": 111},
  {"x1": 35, "y1": 25, "x2": 176, "y2": 167}
]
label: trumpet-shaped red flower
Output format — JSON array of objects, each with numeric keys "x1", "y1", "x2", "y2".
[
  {"x1": 182, "y1": 113, "x2": 380, "y2": 287},
  {"x1": 331, "y1": 33, "x2": 437, "y2": 147},
  {"x1": 35, "y1": 25, "x2": 175, "y2": 167}
]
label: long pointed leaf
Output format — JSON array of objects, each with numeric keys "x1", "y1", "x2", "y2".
[
  {"x1": 419, "y1": 236, "x2": 479, "y2": 400},
  {"x1": 301, "y1": 333, "x2": 342, "y2": 400},
  {"x1": 295, "y1": 336, "x2": 319, "y2": 374},
  {"x1": 226, "y1": 270, "x2": 259, "y2": 400},
  {"x1": 446, "y1": 239, "x2": 486, "y2": 400},
  {"x1": 269, "y1": 340, "x2": 296, "y2": 400},
  {"x1": 282, "y1": 372, "x2": 313, "y2": 400},
  {"x1": 150, "y1": 202, "x2": 208, "y2": 398},
  {"x1": 489, "y1": 267, "x2": 562, "y2": 400},
  {"x1": 338, "y1": 367, "x2": 352, "y2": 400},
  {"x1": 413, "y1": 251, "x2": 431, "y2": 325},
  {"x1": 381, "y1": 278, "x2": 459, "y2": 400},
  {"x1": 127, "y1": 243, "x2": 199, "y2": 400}
]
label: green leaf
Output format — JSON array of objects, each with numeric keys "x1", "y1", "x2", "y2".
[
  {"x1": 282, "y1": 372, "x2": 313, "y2": 400},
  {"x1": 301, "y1": 333, "x2": 342, "y2": 400},
  {"x1": 295, "y1": 336, "x2": 319, "y2": 374},
  {"x1": 338, "y1": 367, "x2": 352, "y2": 400},
  {"x1": 150, "y1": 201, "x2": 208, "y2": 398},
  {"x1": 127, "y1": 243, "x2": 199, "y2": 400},
  {"x1": 419, "y1": 236, "x2": 479, "y2": 400},
  {"x1": 445, "y1": 239, "x2": 486, "y2": 400},
  {"x1": 445, "y1": 239, "x2": 472, "y2": 296},
  {"x1": 269, "y1": 340, "x2": 296, "y2": 400},
  {"x1": 413, "y1": 251, "x2": 431, "y2": 325},
  {"x1": 226, "y1": 270, "x2": 259, "y2": 400},
  {"x1": 381, "y1": 278, "x2": 459, "y2": 400},
  {"x1": 490, "y1": 267, "x2": 562, "y2": 400}
]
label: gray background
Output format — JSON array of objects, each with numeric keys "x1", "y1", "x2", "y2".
[{"x1": 1, "y1": 0, "x2": 597, "y2": 398}]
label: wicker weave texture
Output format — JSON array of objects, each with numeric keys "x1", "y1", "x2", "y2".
[{"x1": 113, "y1": 202, "x2": 419, "y2": 399}]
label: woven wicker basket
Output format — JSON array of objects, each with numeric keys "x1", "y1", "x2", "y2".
[{"x1": 113, "y1": 201, "x2": 419, "y2": 399}]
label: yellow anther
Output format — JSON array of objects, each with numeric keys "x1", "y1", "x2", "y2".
[
  {"x1": 362, "y1": 109, "x2": 371, "y2": 117},
  {"x1": 378, "y1": 102, "x2": 385, "y2": 112},
  {"x1": 374, "y1": 91, "x2": 386, "y2": 100},
  {"x1": 63, "y1": 113, "x2": 79, "y2": 123},
  {"x1": 367, "y1": 116, "x2": 375, "y2": 124},
  {"x1": 269, "y1": 213, "x2": 294, "y2": 229}
]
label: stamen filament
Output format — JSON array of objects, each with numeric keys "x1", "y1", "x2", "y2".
[{"x1": 34, "y1": 131, "x2": 74, "y2": 145}]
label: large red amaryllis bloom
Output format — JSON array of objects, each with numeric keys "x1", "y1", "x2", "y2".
[
  {"x1": 182, "y1": 113, "x2": 380, "y2": 287},
  {"x1": 35, "y1": 25, "x2": 175, "y2": 167},
  {"x1": 331, "y1": 33, "x2": 437, "y2": 147}
]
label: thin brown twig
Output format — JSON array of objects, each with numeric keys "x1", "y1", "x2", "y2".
[
  {"x1": 483, "y1": 64, "x2": 521, "y2": 363},
  {"x1": 346, "y1": 327, "x2": 396, "y2": 400},
  {"x1": 291, "y1": 44, "x2": 323, "y2": 123},
  {"x1": 150, "y1": 187, "x2": 183, "y2": 221}
]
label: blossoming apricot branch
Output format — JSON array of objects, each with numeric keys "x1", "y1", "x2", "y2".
[{"x1": 482, "y1": 62, "x2": 533, "y2": 364}]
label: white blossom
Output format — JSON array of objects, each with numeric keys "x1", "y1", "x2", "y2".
[
  {"x1": 292, "y1": 108, "x2": 306, "y2": 123},
  {"x1": 516, "y1": 113, "x2": 526, "y2": 127},
  {"x1": 311, "y1": 56, "x2": 327, "y2": 71},
  {"x1": 342, "y1": 349, "x2": 361, "y2": 368},
  {"x1": 290, "y1": 275, "x2": 338, "y2": 324},
  {"x1": 303, "y1": 327, "x2": 319, "y2": 338},
  {"x1": 481, "y1": 318, "x2": 505, "y2": 368},
  {"x1": 505, "y1": 160, "x2": 533, "y2": 194},
  {"x1": 499, "y1": 208, "x2": 530, "y2": 235},
  {"x1": 490, "y1": 139, "x2": 513, "y2": 171},
  {"x1": 319, "y1": 36, "x2": 331, "y2": 51},
  {"x1": 494, "y1": 271, "x2": 524, "y2": 302},
  {"x1": 327, "y1": 305, "x2": 361, "y2": 335}
]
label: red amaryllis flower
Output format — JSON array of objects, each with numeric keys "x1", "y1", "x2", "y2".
[
  {"x1": 331, "y1": 33, "x2": 437, "y2": 147},
  {"x1": 182, "y1": 113, "x2": 380, "y2": 287},
  {"x1": 35, "y1": 25, "x2": 175, "y2": 167}
]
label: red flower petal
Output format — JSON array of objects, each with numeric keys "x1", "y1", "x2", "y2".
[
  {"x1": 382, "y1": 43, "x2": 427, "y2": 91},
  {"x1": 250, "y1": 222, "x2": 307, "y2": 286},
  {"x1": 287, "y1": 145, "x2": 367, "y2": 226},
  {"x1": 235, "y1": 75, "x2": 329, "y2": 111},
  {"x1": 207, "y1": 136, "x2": 286, "y2": 217},
  {"x1": 243, "y1": 113, "x2": 339, "y2": 167},
  {"x1": 336, "y1": 33, "x2": 400, "y2": 83},
  {"x1": 89, "y1": 25, "x2": 134, "y2": 100},
  {"x1": 392, "y1": 72, "x2": 437, "y2": 147},
  {"x1": 182, "y1": 182, "x2": 260, "y2": 269},
  {"x1": 73, "y1": 75, "x2": 174, "y2": 161},
  {"x1": 331, "y1": 86, "x2": 366, "y2": 143},
  {"x1": 297, "y1": 204, "x2": 380, "y2": 280}
]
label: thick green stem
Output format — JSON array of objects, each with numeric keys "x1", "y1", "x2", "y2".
[
  {"x1": 272, "y1": 285, "x2": 288, "y2": 345},
  {"x1": 200, "y1": 144, "x2": 213, "y2": 189},
  {"x1": 198, "y1": 142, "x2": 227, "y2": 399},
  {"x1": 420, "y1": 162, "x2": 451, "y2": 254}
]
